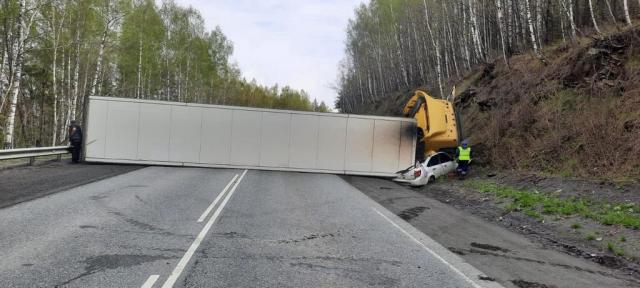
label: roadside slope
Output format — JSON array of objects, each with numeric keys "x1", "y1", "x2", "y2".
[{"x1": 456, "y1": 27, "x2": 640, "y2": 179}]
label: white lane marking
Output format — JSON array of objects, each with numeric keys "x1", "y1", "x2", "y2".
[
  {"x1": 373, "y1": 208, "x2": 485, "y2": 288},
  {"x1": 161, "y1": 169, "x2": 248, "y2": 288},
  {"x1": 197, "y1": 174, "x2": 239, "y2": 223},
  {"x1": 140, "y1": 275, "x2": 159, "y2": 288}
]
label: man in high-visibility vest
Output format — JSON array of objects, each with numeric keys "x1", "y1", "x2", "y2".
[{"x1": 455, "y1": 140, "x2": 472, "y2": 177}]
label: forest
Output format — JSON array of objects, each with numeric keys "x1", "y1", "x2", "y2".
[
  {"x1": 0, "y1": 0, "x2": 329, "y2": 149},
  {"x1": 337, "y1": 0, "x2": 640, "y2": 178},
  {"x1": 336, "y1": 0, "x2": 640, "y2": 113}
]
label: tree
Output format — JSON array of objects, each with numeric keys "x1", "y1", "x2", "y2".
[
  {"x1": 0, "y1": 0, "x2": 319, "y2": 149},
  {"x1": 588, "y1": 0, "x2": 602, "y2": 34},
  {"x1": 623, "y1": 0, "x2": 632, "y2": 26},
  {"x1": 336, "y1": 0, "x2": 634, "y2": 113},
  {"x1": 495, "y1": 0, "x2": 509, "y2": 67},
  {"x1": 4, "y1": 0, "x2": 37, "y2": 148},
  {"x1": 422, "y1": 0, "x2": 444, "y2": 97},
  {"x1": 524, "y1": 0, "x2": 543, "y2": 60}
]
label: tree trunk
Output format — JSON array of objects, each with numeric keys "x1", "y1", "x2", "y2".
[
  {"x1": 137, "y1": 39, "x2": 142, "y2": 99},
  {"x1": 589, "y1": 0, "x2": 602, "y2": 34},
  {"x1": 90, "y1": 29, "x2": 108, "y2": 97},
  {"x1": 468, "y1": 0, "x2": 485, "y2": 62},
  {"x1": 0, "y1": 48, "x2": 8, "y2": 110},
  {"x1": 561, "y1": 0, "x2": 578, "y2": 40},
  {"x1": 535, "y1": 0, "x2": 543, "y2": 47},
  {"x1": 604, "y1": 0, "x2": 620, "y2": 29},
  {"x1": 524, "y1": 0, "x2": 542, "y2": 59},
  {"x1": 495, "y1": 0, "x2": 510, "y2": 68},
  {"x1": 51, "y1": 9, "x2": 59, "y2": 145},
  {"x1": 50, "y1": 3, "x2": 66, "y2": 145},
  {"x1": 66, "y1": 28, "x2": 81, "y2": 138},
  {"x1": 422, "y1": 0, "x2": 444, "y2": 98},
  {"x1": 4, "y1": 0, "x2": 26, "y2": 149},
  {"x1": 623, "y1": 0, "x2": 632, "y2": 26}
]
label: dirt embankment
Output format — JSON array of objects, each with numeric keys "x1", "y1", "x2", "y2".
[
  {"x1": 457, "y1": 27, "x2": 640, "y2": 180},
  {"x1": 353, "y1": 28, "x2": 640, "y2": 181}
]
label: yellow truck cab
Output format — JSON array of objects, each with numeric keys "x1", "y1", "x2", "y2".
[{"x1": 403, "y1": 89, "x2": 461, "y2": 158}]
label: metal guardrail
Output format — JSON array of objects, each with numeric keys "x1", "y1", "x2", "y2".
[{"x1": 0, "y1": 146, "x2": 70, "y2": 165}]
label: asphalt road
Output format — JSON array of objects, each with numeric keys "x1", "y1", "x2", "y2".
[
  {"x1": 0, "y1": 167, "x2": 498, "y2": 288},
  {"x1": 0, "y1": 161, "x2": 142, "y2": 209}
]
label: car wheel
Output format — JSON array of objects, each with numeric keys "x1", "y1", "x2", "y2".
[{"x1": 428, "y1": 176, "x2": 436, "y2": 184}]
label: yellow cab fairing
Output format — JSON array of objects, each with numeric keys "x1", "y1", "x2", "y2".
[{"x1": 403, "y1": 90, "x2": 460, "y2": 158}]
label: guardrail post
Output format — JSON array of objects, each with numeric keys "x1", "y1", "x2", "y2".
[
  {"x1": 57, "y1": 154, "x2": 62, "y2": 162},
  {"x1": 29, "y1": 156, "x2": 35, "y2": 166}
]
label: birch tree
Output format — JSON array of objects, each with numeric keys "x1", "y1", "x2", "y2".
[
  {"x1": 623, "y1": 0, "x2": 632, "y2": 26},
  {"x1": 4, "y1": 0, "x2": 37, "y2": 148},
  {"x1": 495, "y1": 0, "x2": 509, "y2": 67},
  {"x1": 422, "y1": 0, "x2": 444, "y2": 97},
  {"x1": 47, "y1": 1, "x2": 65, "y2": 145},
  {"x1": 336, "y1": 0, "x2": 635, "y2": 113},
  {"x1": 589, "y1": 0, "x2": 602, "y2": 34},
  {"x1": 524, "y1": 0, "x2": 542, "y2": 59},
  {"x1": 561, "y1": 0, "x2": 578, "y2": 40}
]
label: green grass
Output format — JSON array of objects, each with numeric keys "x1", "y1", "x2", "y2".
[
  {"x1": 571, "y1": 223, "x2": 582, "y2": 229},
  {"x1": 620, "y1": 235, "x2": 627, "y2": 242},
  {"x1": 606, "y1": 242, "x2": 625, "y2": 256},
  {"x1": 466, "y1": 180, "x2": 640, "y2": 229},
  {"x1": 523, "y1": 209, "x2": 542, "y2": 220},
  {"x1": 586, "y1": 233, "x2": 597, "y2": 241}
]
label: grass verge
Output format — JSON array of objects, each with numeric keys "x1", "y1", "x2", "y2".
[{"x1": 466, "y1": 180, "x2": 640, "y2": 229}]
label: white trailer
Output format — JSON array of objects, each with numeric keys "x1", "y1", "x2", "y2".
[{"x1": 85, "y1": 96, "x2": 416, "y2": 177}]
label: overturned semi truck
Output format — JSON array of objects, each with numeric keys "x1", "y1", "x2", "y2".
[{"x1": 84, "y1": 96, "x2": 417, "y2": 177}]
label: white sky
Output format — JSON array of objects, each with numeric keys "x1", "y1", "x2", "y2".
[{"x1": 173, "y1": 0, "x2": 365, "y2": 109}]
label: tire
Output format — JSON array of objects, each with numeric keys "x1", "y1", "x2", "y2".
[{"x1": 428, "y1": 176, "x2": 436, "y2": 184}]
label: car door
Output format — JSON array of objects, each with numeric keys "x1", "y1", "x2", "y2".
[
  {"x1": 438, "y1": 153, "x2": 454, "y2": 175},
  {"x1": 425, "y1": 155, "x2": 441, "y2": 178}
]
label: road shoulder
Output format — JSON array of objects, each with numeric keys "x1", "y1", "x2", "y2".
[
  {"x1": 343, "y1": 175, "x2": 639, "y2": 288},
  {"x1": 0, "y1": 162, "x2": 143, "y2": 209}
]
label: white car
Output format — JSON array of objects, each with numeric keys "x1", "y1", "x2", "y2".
[{"x1": 394, "y1": 152, "x2": 458, "y2": 186}]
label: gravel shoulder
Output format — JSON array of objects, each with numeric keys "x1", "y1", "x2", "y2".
[{"x1": 0, "y1": 161, "x2": 143, "y2": 209}]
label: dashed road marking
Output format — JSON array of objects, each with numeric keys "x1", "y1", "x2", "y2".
[
  {"x1": 160, "y1": 169, "x2": 248, "y2": 288},
  {"x1": 140, "y1": 275, "x2": 159, "y2": 288}
]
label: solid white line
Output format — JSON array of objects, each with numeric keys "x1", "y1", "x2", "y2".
[
  {"x1": 197, "y1": 174, "x2": 238, "y2": 223},
  {"x1": 373, "y1": 208, "x2": 484, "y2": 288},
  {"x1": 161, "y1": 169, "x2": 248, "y2": 288},
  {"x1": 140, "y1": 275, "x2": 159, "y2": 288}
]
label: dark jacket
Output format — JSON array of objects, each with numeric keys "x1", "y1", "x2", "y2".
[{"x1": 69, "y1": 124, "x2": 83, "y2": 143}]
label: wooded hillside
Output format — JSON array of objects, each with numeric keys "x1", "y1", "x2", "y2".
[
  {"x1": 337, "y1": 0, "x2": 640, "y2": 179},
  {"x1": 0, "y1": 0, "x2": 329, "y2": 149},
  {"x1": 336, "y1": 0, "x2": 640, "y2": 113}
]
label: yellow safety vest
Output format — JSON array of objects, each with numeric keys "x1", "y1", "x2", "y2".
[{"x1": 458, "y1": 147, "x2": 471, "y2": 161}]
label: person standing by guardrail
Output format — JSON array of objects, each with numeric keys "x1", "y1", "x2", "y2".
[{"x1": 68, "y1": 120, "x2": 83, "y2": 164}]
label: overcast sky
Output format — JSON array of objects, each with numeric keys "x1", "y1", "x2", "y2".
[{"x1": 173, "y1": 0, "x2": 365, "y2": 109}]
